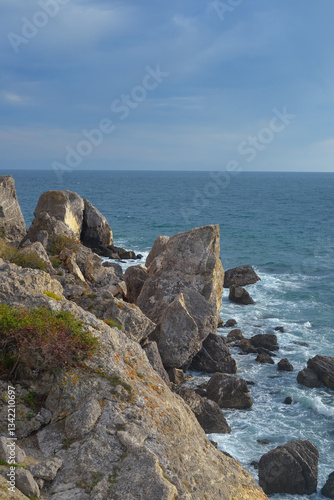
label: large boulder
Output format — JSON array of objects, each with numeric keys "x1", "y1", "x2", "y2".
[
  {"x1": 229, "y1": 285, "x2": 255, "y2": 305},
  {"x1": 206, "y1": 373, "x2": 253, "y2": 409},
  {"x1": 189, "y1": 333, "x2": 237, "y2": 374},
  {"x1": 176, "y1": 386, "x2": 231, "y2": 434},
  {"x1": 258, "y1": 440, "x2": 319, "y2": 495},
  {"x1": 0, "y1": 175, "x2": 26, "y2": 244},
  {"x1": 23, "y1": 190, "x2": 84, "y2": 245},
  {"x1": 224, "y1": 266, "x2": 260, "y2": 288},
  {"x1": 307, "y1": 355, "x2": 334, "y2": 389},
  {"x1": 137, "y1": 225, "x2": 224, "y2": 368},
  {"x1": 80, "y1": 198, "x2": 113, "y2": 251},
  {"x1": 297, "y1": 367, "x2": 322, "y2": 388}
]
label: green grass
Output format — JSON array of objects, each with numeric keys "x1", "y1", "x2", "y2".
[
  {"x1": 0, "y1": 304, "x2": 99, "y2": 380},
  {"x1": 103, "y1": 319, "x2": 123, "y2": 331},
  {"x1": 0, "y1": 241, "x2": 48, "y2": 271},
  {"x1": 43, "y1": 291, "x2": 62, "y2": 301}
]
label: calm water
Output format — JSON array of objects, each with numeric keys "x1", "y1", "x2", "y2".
[{"x1": 1, "y1": 169, "x2": 334, "y2": 499}]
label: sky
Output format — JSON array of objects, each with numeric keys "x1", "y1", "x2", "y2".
[{"x1": 1, "y1": 0, "x2": 334, "y2": 172}]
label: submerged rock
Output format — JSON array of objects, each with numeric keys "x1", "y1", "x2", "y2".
[
  {"x1": 229, "y1": 285, "x2": 255, "y2": 305},
  {"x1": 224, "y1": 265, "x2": 260, "y2": 288},
  {"x1": 0, "y1": 175, "x2": 26, "y2": 244},
  {"x1": 277, "y1": 358, "x2": 294, "y2": 371},
  {"x1": 258, "y1": 439, "x2": 319, "y2": 495},
  {"x1": 250, "y1": 334, "x2": 279, "y2": 351},
  {"x1": 321, "y1": 472, "x2": 334, "y2": 499}
]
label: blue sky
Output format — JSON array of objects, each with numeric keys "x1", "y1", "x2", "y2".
[{"x1": 1, "y1": 0, "x2": 334, "y2": 171}]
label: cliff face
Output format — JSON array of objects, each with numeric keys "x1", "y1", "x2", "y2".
[{"x1": 0, "y1": 261, "x2": 266, "y2": 500}]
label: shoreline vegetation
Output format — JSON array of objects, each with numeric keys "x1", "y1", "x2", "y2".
[{"x1": 0, "y1": 175, "x2": 333, "y2": 499}]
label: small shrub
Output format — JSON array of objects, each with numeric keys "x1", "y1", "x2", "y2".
[
  {"x1": 50, "y1": 256, "x2": 61, "y2": 268},
  {"x1": 0, "y1": 242, "x2": 48, "y2": 271},
  {"x1": 43, "y1": 291, "x2": 62, "y2": 301},
  {"x1": 49, "y1": 235, "x2": 79, "y2": 256},
  {"x1": 104, "y1": 319, "x2": 123, "y2": 331},
  {"x1": 0, "y1": 228, "x2": 5, "y2": 238},
  {"x1": 0, "y1": 305, "x2": 99, "y2": 380}
]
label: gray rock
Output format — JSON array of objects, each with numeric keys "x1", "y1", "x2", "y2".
[
  {"x1": 189, "y1": 333, "x2": 237, "y2": 374},
  {"x1": 307, "y1": 355, "x2": 334, "y2": 389},
  {"x1": 124, "y1": 265, "x2": 149, "y2": 303},
  {"x1": 81, "y1": 198, "x2": 113, "y2": 250},
  {"x1": 138, "y1": 225, "x2": 224, "y2": 368},
  {"x1": 297, "y1": 367, "x2": 323, "y2": 388},
  {"x1": 223, "y1": 319, "x2": 237, "y2": 328},
  {"x1": 29, "y1": 457, "x2": 63, "y2": 481},
  {"x1": 250, "y1": 334, "x2": 279, "y2": 351},
  {"x1": 20, "y1": 241, "x2": 52, "y2": 268},
  {"x1": 226, "y1": 329, "x2": 243, "y2": 342},
  {"x1": 176, "y1": 386, "x2": 231, "y2": 434},
  {"x1": 143, "y1": 341, "x2": 171, "y2": 387},
  {"x1": 15, "y1": 467, "x2": 40, "y2": 498},
  {"x1": 255, "y1": 354, "x2": 275, "y2": 364},
  {"x1": 167, "y1": 367, "x2": 187, "y2": 386},
  {"x1": 0, "y1": 175, "x2": 26, "y2": 244},
  {"x1": 277, "y1": 358, "x2": 294, "y2": 371},
  {"x1": 23, "y1": 190, "x2": 84, "y2": 245},
  {"x1": 224, "y1": 266, "x2": 260, "y2": 288},
  {"x1": 206, "y1": 372, "x2": 253, "y2": 409},
  {"x1": 321, "y1": 471, "x2": 334, "y2": 498},
  {"x1": 154, "y1": 290, "x2": 216, "y2": 368},
  {"x1": 37, "y1": 229, "x2": 49, "y2": 248},
  {"x1": 65, "y1": 400, "x2": 102, "y2": 440},
  {"x1": 258, "y1": 439, "x2": 319, "y2": 495},
  {"x1": 145, "y1": 235, "x2": 170, "y2": 268},
  {"x1": 229, "y1": 285, "x2": 255, "y2": 305},
  {"x1": 0, "y1": 436, "x2": 26, "y2": 464}
]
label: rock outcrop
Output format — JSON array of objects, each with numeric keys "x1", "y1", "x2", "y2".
[
  {"x1": 229, "y1": 285, "x2": 255, "y2": 305},
  {"x1": 297, "y1": 355, "x2": 334, "y2": 389},
  {"x1": 277, "y1": 358, "x2": 294, "y2": 371},
  {"x1": 0, "y1": 175, "x2": 26, "y2": 244},
  {"x1": 206, "y1": 372, "x2": 253, "y2": 409},
  {"x1": 81, "y1": 198, "x2": 113, "y2": 251},
  {"x1": 124, "y1": 265, "x2": 149, "y2": 303},
  {"x1": 23, "y1": 190, "x2": 84, "y2": 244},
  {"x1": 0, "y1": 262, "x2": 266, "y2": 500},
  {"x1": 250, "y1": 334, "x2": 279, "y2": 352},
  {"x1": 189, "y1": 333, "x2": 237, "y2": 374},
  {"x1": 137, "y1": 225, "x2": 224, "y2": 368},
  {"x1": 224, "y1": 266, "x2": 260, "y2": 288},
  {"x1": 258, "y1": 440, "x2": 319, "y2": 495}
]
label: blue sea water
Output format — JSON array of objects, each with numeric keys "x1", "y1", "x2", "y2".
[{"x1": 1, "y1": 169, "x2": 334, "y2": 499}]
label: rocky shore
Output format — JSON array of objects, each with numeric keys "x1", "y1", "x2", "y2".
[{"x1": 0, "y1": 175, "x2": 333, "y2": 499}]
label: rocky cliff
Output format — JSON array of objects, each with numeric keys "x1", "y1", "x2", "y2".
[{"x1": 0, "y1": 177, "x2": 267, "y2": 499}]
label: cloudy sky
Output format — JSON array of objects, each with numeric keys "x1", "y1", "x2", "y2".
[{"x1": 1, "y1": 0, "x2": 334, "y2": 171}]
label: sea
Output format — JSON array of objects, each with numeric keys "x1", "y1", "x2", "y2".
[{"x1": 1, "y1": 169, "x2": 334, "y2": 499}]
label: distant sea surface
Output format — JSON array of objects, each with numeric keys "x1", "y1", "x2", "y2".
[{"x1": 2, "y1": 169, "x2": 334, "y2": 499}]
